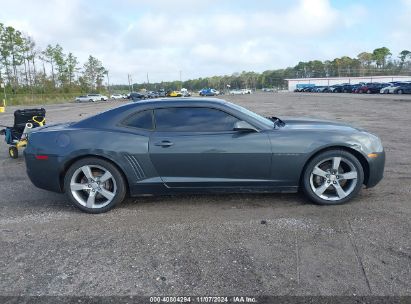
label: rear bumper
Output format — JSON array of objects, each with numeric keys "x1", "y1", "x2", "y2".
[
  {"x1": 365, "y1": 150, "x2": 385, "y2": 188},
  {"x1": 24, "y1": 152, "x2": 64, "y2": 193}
]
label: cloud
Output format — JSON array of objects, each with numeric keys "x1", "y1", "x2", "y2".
[{"x1": 0, "y1": 0, "x2": 407, "y2": 83}]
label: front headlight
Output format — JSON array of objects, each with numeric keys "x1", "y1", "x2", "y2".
[{"x1": 364, "y1": 132, "x2": 383, "y2": 153}]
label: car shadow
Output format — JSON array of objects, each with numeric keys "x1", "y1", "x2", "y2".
[{"x1": 119, "y1": 192, "x2": 308, "y2": 210}]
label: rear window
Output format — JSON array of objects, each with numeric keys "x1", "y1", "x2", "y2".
[{"x1": 122, "y1": 110, "x2": 153, "y2": 130}]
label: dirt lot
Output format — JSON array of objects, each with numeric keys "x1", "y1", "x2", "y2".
[{"x1": 0, "y1": 93, "x2": 410, "y2": 297}]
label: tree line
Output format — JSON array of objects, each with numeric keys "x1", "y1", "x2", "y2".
[
  {"x1": 1, "y1": 21, "x2": 410, "y2": 96},
  {"x1": 126, "y1": 47, "x2": 411, "y2": 92},
  {"x1": 0, "y1": 23, "x2": 107, "y2": 95}
]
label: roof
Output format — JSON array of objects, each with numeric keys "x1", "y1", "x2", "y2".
[
  {"x1": 285, "y1": 75, "x2": 411, "y2": 81},
  {"x1": 138, "y1": 97, "x2": 227, "y2": 105}
]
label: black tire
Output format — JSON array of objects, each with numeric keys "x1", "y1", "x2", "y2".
[
  {"x1": 302, "y1": 150, "x2": 364, "y2": 205},
  {"x1": 89, "y1": 99, "x2": 93, "y2": 102},
  {"x1": 9, "y1": 146, "x2": 18, "y2": 159},
  {"x1": 366, "y1": 89, "x2": 371, "y2": 94},
  {"x1": 64, "y1": 157, "x2": 127, "y2": 213},
  {"x1": 397, "y1": 89, "x2": 403, "y2": 95}
]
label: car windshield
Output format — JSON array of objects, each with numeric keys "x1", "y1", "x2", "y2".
[{"x1": 226, "y1": 102, "x2": 275, "y2": 128}]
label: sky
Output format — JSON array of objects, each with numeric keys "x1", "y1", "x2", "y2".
[{"x1": 0, "y1": 0, "x2": 410, "y2": 84}]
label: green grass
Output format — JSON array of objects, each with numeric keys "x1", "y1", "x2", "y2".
[{"x1": 0, "y1": 92, "x2": 83, "y2": 106}]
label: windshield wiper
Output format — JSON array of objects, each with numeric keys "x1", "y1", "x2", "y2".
[{"x1": 267, "y1": 116, "x2": 285, "y2": 128}]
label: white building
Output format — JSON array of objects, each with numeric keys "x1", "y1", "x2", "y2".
[{"x1": 285, "y1": 75, "x2": 411, "y2": 91}]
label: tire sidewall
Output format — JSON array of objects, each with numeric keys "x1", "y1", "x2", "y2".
[
  {"x1": 64, "y1": 157, "x2": 127, "y2": 213},
  {"x1": 302, "y1": 150, "x2": 364, "y2": 205}
]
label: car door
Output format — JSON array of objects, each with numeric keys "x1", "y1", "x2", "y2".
[{"x1": 149, "y1": 107, "x2": 272, "y2": 189}]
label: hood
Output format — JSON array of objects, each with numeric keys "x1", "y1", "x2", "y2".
[{"x1": 281, "y1": 117, "x2": 362, "y2": 132}]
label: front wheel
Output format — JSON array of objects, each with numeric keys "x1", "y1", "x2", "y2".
[
  {"x1": 302, "y1": 150, "x2": 364, "y2": 205},
  {"x1": 64, "y1": 157, "x2": 127, "y2": 213}
]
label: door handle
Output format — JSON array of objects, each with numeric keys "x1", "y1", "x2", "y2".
[{"x1": 155, "y1": 140, "x2": 174, "y2": 147}]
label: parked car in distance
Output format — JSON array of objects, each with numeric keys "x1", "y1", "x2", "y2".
[
  {"x1": 111, "y1": 94, "x2": 124, "y2": 100},
  {"x1": 315, "y1": 86, "x2": 329, "y2": 93},
  {"x1": 167, "y1": 90, "x2": 183, "y2": 97},
  {"x1": 326, "y1": 84, "x2": 343, "y2": 93},
  {"x1": 350, "y1": 83, "x2": 363, "y2": 93},
  {"x1": 303, "y1": 87, "x2": 317, "y2": 92},
  {"x1": 394, "y1": 83, "x2": 411, "y2": 94},
  {"x1": 87, "y1": 94, "x2": 108, "y2": 101},
  {"x1": 362, "y1": 83, "x2": 389, "y2": 94},
  {"x1": 230, "y1": 89, "x2": 244, "y2": 95},
  {"x1": 24, "y1": 98, "x2": 385, "y2": 213},
  {"x1": 354, "y1": 83, "x2": 375, "y2": 94},
  {"x1": 75, "y1": 95, "x2": 95, "y2": 103},
  {"x1": 380, "y1": 82, "x2": 409, "y2": 94},
  {"x1": 335, "y1": 84, "x2": 353, "y2": 93},
  {"x1": 147, "y1": 91, "x2": 159, "y2": 99},
  {"x1": 199, "y1": 88, "x2": 220, "y2": 96},
  {"x1": 157, "y1": 89, "x2": 166, "y2": 97},
  {"x1": 262, "y1": 88, "x2": 276, "y2": 92},
  {"x1": 76, "y1": 94, "x2": 108, "y2": 102},
  {"x1": 128, "y1": 92, "x2": 146, "y2": 101}
]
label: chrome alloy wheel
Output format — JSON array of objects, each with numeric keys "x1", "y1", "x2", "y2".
[
  {"x1": 309, "y1": 156, "x2": 358, "y2": 201},
  {"x1": 70, "y1": 165, "x2": 117, "y2": 209}
]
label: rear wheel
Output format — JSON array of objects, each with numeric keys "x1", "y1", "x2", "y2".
[
  {"x1": 397, "y1": 89, "x2": 403, "y2": 94},
  {"x1": 64, "y1": 157, "x2": 127, "y2": 213},
  {"x1": 302, "y1": 150, "x2": 364, "y2": 205},
  {"x1": 366, "y1": 89, "x2": 371, "y2": 94}
]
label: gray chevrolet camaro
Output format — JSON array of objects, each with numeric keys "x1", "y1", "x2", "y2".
[{"x1": 24, "y1": 98, "x2": 385, "y2": 213}]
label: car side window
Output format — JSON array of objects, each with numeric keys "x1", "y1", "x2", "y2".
[
  {"x1": 122, "y1": 110, "x2": 153, "y2": 130},
  {"x1": 154, "y1": 107, "x2": 239, "y2": 132}
]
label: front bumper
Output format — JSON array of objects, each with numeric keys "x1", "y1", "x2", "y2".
[{"x1": 365, "y1": 150, "x2": 385, "y2": 188}]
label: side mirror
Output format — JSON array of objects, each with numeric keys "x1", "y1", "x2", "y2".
[{"x1": 233, "y1": 121, "x2": 258, "y2": 132}]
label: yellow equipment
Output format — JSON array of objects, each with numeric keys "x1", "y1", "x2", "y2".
[{"x1": 1, "y1": 108, "x2": 46, "y2": 159}]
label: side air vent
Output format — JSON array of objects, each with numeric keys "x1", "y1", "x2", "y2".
[{"x1": 124, "y1": 154, "x2": 146, "y2": 180}]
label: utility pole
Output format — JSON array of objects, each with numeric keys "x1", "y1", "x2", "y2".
[
  {"x1": 106, "y1": 71, "x2": 111, "y2": 97},
  {"x1": 179, "y1": 70, "x2": 182, "y2": 90},
  {"x1": 128, "y1": 74, "x2": 134, "y2": 92}
]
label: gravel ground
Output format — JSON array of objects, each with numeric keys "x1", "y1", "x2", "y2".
[{"x1": 0, "y1": 93, "x2": 410, "y2": 297}]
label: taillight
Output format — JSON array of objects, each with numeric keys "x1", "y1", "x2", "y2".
[{"x1": 35, "y1": 155, "x2": 49, "y2": 160}]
